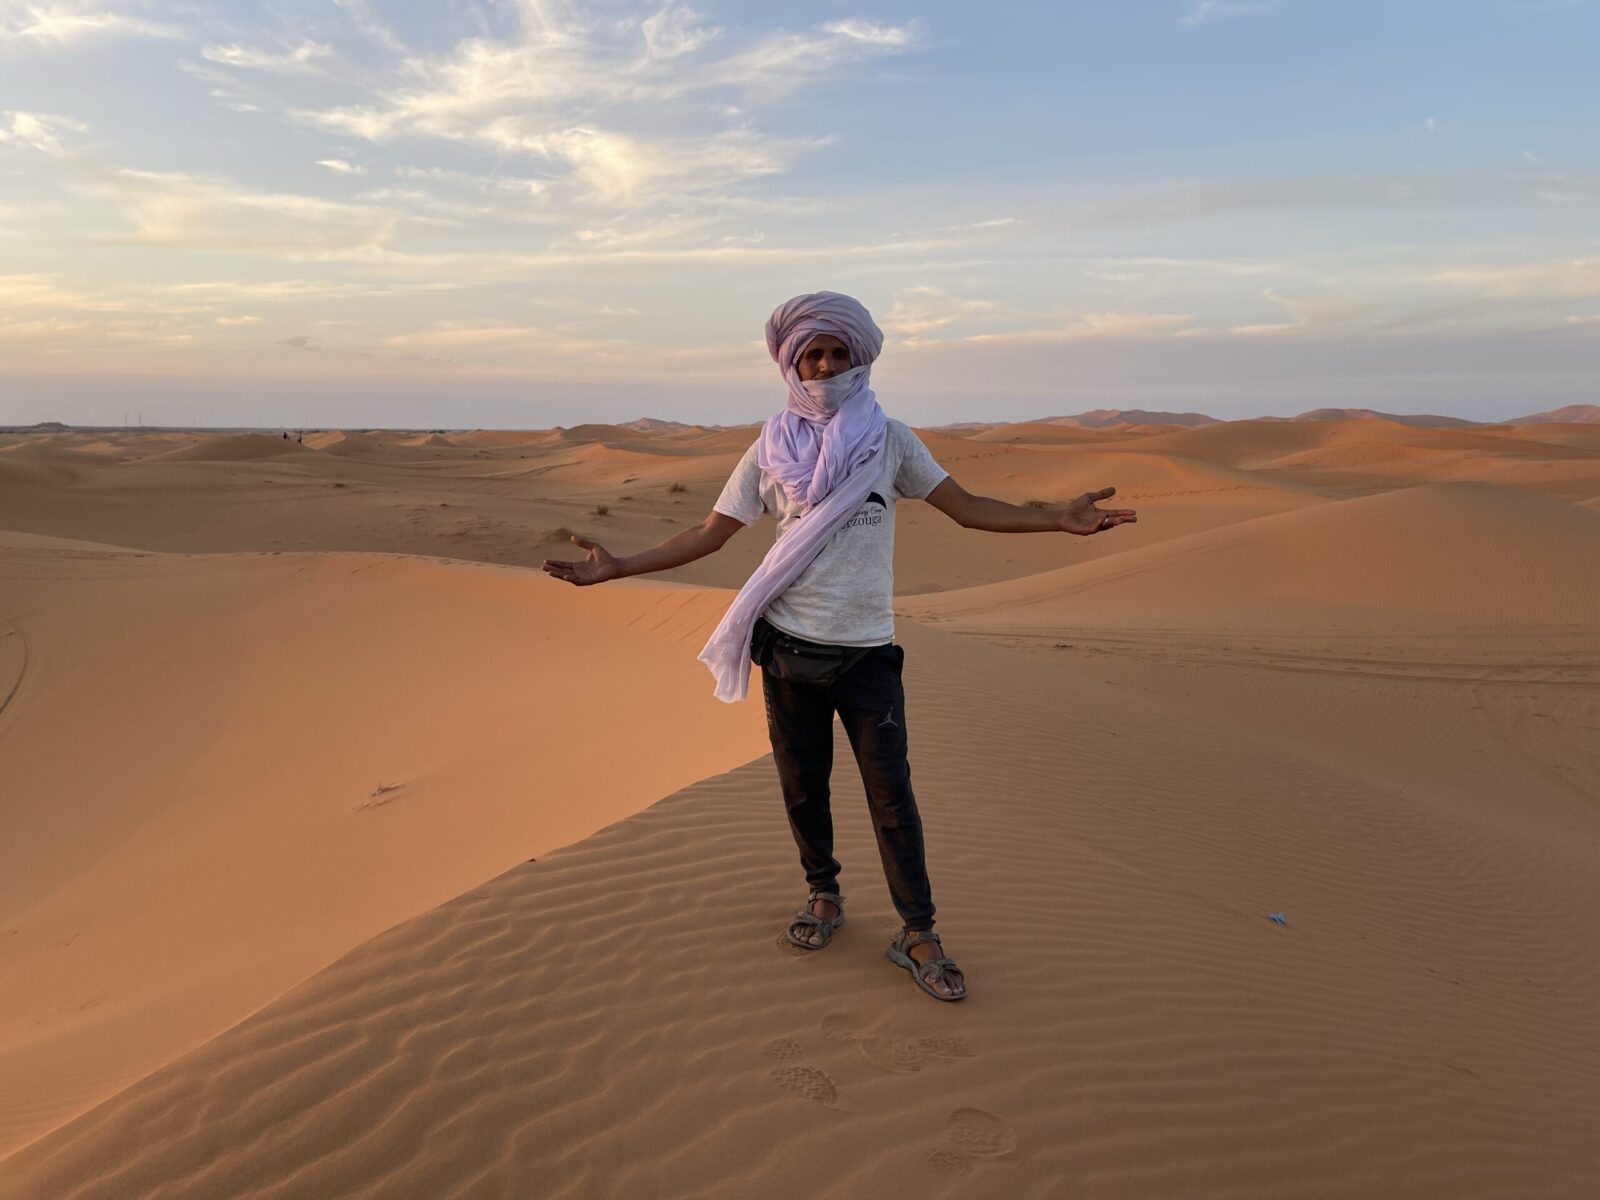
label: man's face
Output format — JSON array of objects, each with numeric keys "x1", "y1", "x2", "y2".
[{"x1": 795, "y1": 333, "x2": 851, "y2": 382}]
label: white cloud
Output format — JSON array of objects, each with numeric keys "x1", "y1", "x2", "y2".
[
  {"x1": 96, "y1": 168, "x2": 398, "y2": 252},
  {"x1": 0, "y1": 2, "x2": 181, "y2": 47},
  {"x1": 215, "y1": 314, "x2": 261, "y2": 325},
  {"x1": 292, "y1": 11, "x2": 911, "y2": 205},
  {"x1": 0, "y1": 109, "x2": 82, "y2": 156},
  {"x1": 380, "y1": 320, "x2": 626, "y2": 356},
  {"x1": 819, "y1": 19, "x2": 913, "y2": 47},
  {"x1": 354, "y1": 185, "x2": 559, "y2": 227},
  {"x1": 0, "y1": 273, "x2": 129, "y2": 311},
  {"x1": 201, "y1": 41, "x2": 333, "y2": 71},
  {"x1": 393, "y1": 165, "x2": 548, "y2": 196},
  {"x1": 1421, "y1": 256, "x2": 1600, "y2": 301},
  {"x1": 1425, "y1": 116, "x2": 1438, "y2": 132},
  {"x1": 0, "y1": 316, "x2": 91, "y2": 340},
  {"x1": 160, "y1": 279, "x2": 376, "y2": 301},
  {"x1": 0, "y1": 273, "x2": 255, "y2": 355},
  {"x1": 882, "y1": 285, "x2": 997, "y2": 339},
  {"x1": 1229, "y1": 322, "x2": 1297, "y2": 336},
  {"x1": 640, "y1": 3, "x2": 719, "y2": 60},
  {"x1": 711, "y1": 19, "x2": 916, "y2": 89},
  {"x1": 1225, "y1": 288, "x2": 1374, "y2": 337},
  {"x1": 316, "y1": 158, "x2": 364, "y2": 174},
  {"x1": 909, "y1": 311, "x2": 1195, "y2": 348}
]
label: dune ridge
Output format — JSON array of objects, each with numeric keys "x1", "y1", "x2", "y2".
[{"x1": 0, "y1": 541, "x2": 766, "y2": 1158}]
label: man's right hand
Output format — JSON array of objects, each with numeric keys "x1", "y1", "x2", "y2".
[{"x1": 541, "y1": 534, "x2": 621, "y2": 586}]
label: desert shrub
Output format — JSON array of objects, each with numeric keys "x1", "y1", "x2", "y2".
[
  {"x1": 668, "y1": 482, "x2": 688, "y2": 493},
  {"x1": 551, "y1": 526, "x2": 575, "y2": 540},
  {"x1": 595, "y1": 504, "x2": 610, "y2": 516}
]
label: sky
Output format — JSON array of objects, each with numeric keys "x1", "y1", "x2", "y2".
[{"x1": 1, "y1": 0, "x2": 1597, "y2": 427}]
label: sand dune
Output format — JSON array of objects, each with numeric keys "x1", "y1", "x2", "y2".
[
  {"x1": 307, "y1": 430, "x2": 446, "y2": 458},
  {"x1": 1075, "y1": 421, "x2": 1600, "y2": 504},
  {"x1": 143, "y1": 433, "x2": 311, "y2": 462},
  {"x1": 2, "y1": 417, "x2": 1597, "y2": 1197},
  {"x1": 0, "y1": 540, "x2": 766, "y2": 1158},
  {"x1": 1127, "y1": 415, "x2": 1528, "y2": 461},
  {"x1": 1283, "y1": 407, "x2": 1485, "y2": 428},
  {"x1": 553, "y1": 422, "x2": 650, "y2": 444},
  {"x1": 2, "y1": 617, "x2": 1594, "y2": 1199},
  {"x1": 1508, "y1": 403, "x2": 1600, "y2": 425},
  {"x1": 1088, "y1": 416, "x2": 1381, "y2": 468},
  {"x1": 1499, "y1": 422, "x2": 1600, "y2": 452},
  {"x1": 447, "y1": 430, "x2": 564, "y2": 449},
  {"x1": 903, "y1": 481, "x2": 1600, "y2": 630},
  {"x1": 4, "y1": 418, "x2": 1585, "y2": 600},
  {"x1": 966, "y1": 422, "x2": 1139, "y2": 444}
]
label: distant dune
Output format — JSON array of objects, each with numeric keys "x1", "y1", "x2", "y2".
[
  {"x1": 1042, "y1": 408, "x2": 1221, "y2": 429},
  {"x1": 1265, "y1": 407, "x2": 1486, "y2": 429},
  {"x1": 1507, "y1": 403, "x2": 1600, "y2": 425},
  {"x1": 939, "y1": 405, "x2": 1600, "y2": 432},
  {"x1": 618, "y1": 417, "x2": 694, "y2": 433},
  {"x1": 936, "y1": 408, "x2": 1220, "y2": 431},
  {"x1": 965, "y1": 422, "x2": 1135, "y2": 444}
]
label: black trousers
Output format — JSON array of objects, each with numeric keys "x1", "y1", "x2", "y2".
[{"x1": 755, "y1": 616, "x2": 936, "y2": 932}]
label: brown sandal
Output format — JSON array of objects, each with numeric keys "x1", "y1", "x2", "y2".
[
  {"x1": 887, "y1": 929, "x2": 967, "y2": 1001},
  {"x1": 786, "y1": 890, "x2": 845, "y2": 950}
]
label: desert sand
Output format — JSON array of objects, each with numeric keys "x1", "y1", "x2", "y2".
[{"x1": 1, "y1": 414, "x2": 1597, "y2": 1198}]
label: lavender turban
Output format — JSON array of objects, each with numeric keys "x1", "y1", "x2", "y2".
[{"x1": 764, "y1": 290, "x2": 886, "y2": 423}]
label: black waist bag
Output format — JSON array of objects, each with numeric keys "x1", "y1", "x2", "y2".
[{"x1": 752, "y1": 617, "x2": 875, "y2": 687}]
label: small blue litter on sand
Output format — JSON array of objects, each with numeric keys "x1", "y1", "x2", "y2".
[{"x1": 1269, "y1": 912, "x2": 1287, "y2": 925}]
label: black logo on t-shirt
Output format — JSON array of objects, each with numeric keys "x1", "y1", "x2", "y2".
[{"x1": 843, "y1": 492, "x2": 887, "y2": 530}]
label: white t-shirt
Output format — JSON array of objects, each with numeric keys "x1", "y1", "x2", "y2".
[{"x1": 713, "y1": 418, "x2": 949, "y2": 647}]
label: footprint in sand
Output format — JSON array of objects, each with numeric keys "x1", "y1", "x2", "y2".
[
  {"x1": 857, "y1": 1034, "x2": 975, "y2": 1075},
  {"x1": 819, "y1": 1011, "x2": 865, "y2": 1043},
  {"x1": 768, "y1": 1065, "x2": 838, "y2": 1106},
  {"x1": 945, "y1": 1108, "x2": 1018, "y2": 1158},
  {"x1": 762, "y1": 1037, "x2": 804, "y2": 1060},
  {"x1": 926, "y1": 1147, "x2": 972, "y2": 1178}
]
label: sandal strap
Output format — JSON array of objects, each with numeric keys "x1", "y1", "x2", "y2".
[
  {"x1": 899, "y1": 930, "x2": 941, "y2": 949},
  {"x1": 807, "y1": 890, "x2": 842, "y2": 904}
]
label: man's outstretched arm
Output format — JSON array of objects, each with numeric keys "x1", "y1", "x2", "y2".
[
  {"x1": 923, "y1": 477, "x2": 1137, "y2": 536},
  {"x1": 541, "y1": 510, "x2": 746, "y2": 585}
]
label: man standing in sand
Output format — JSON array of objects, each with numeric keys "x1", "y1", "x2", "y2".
[{"x1": 543, "y1": 291, "x2": 1136, "y2": 1002}]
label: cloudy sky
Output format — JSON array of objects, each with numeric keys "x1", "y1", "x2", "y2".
[{"x1": 2, "y1": 0, "x2": 1596, "y2": 427}]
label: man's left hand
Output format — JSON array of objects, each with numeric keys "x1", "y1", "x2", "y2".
[{"x1": 1059, "y1": 487, "x2": 1138, "y2": 536}]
